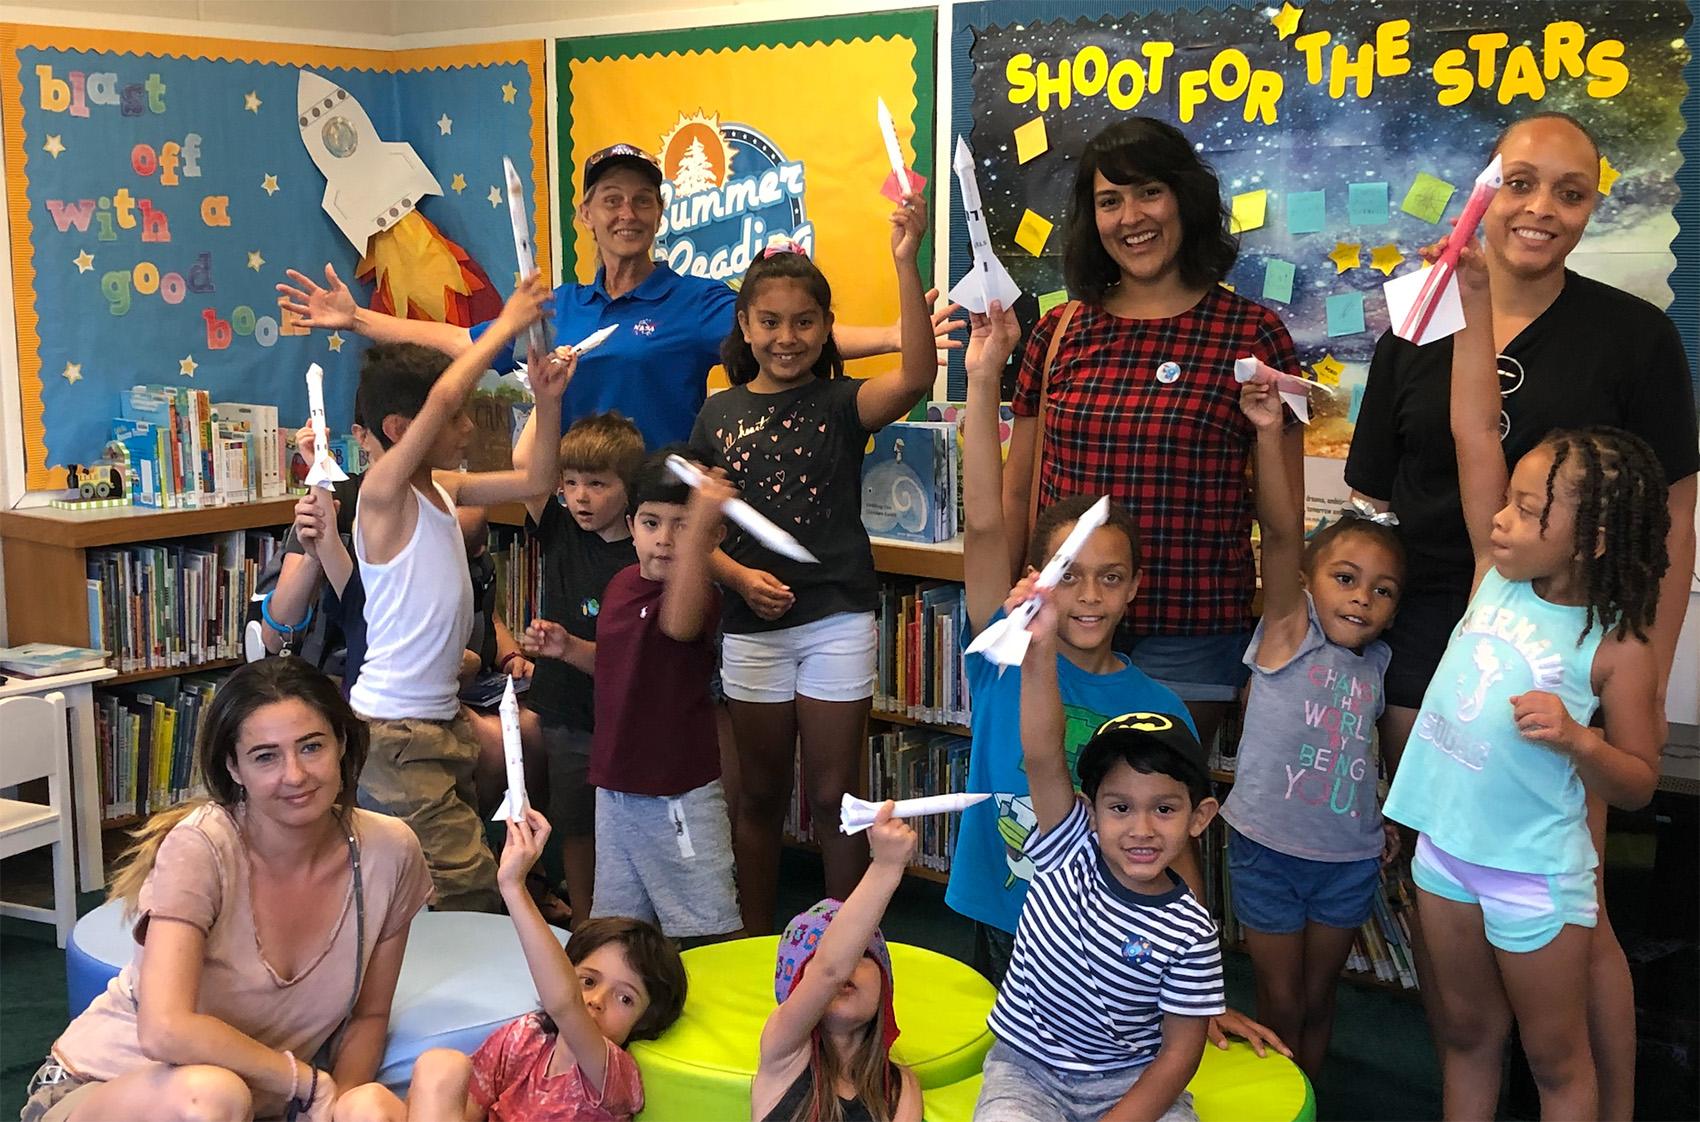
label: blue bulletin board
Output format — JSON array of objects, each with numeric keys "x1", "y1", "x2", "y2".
[{"x1": 2, "y1": 25, "x2": 549, "y2": 491}]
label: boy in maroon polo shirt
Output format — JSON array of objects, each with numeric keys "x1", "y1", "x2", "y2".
[{"x1": 525, "y1": 449, "x2": 741, "y2": 944}]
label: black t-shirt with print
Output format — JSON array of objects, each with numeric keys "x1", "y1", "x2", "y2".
[
  {"x1": 691, "y1": 376, "x2": 879, "y2": 635},
  {"x1": 1346, "y1": 269, "x2": 1697, "y2": 598},
  {"x1": 526, "y1": 498, "x2": 636, "y2": 728}
]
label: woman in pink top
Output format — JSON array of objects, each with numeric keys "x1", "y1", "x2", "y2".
[{"x1": 20, "y1": 659, "x2": 446, "y2": 1122}]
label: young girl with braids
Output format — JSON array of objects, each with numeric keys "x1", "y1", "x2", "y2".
[{"x1": 1383, "y1": 240, "x2": 1669, "y2": 1122}]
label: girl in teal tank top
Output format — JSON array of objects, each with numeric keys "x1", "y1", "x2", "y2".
[{"x1": 1384, "y1": 241, "x2": 1670, "y2": 1122}]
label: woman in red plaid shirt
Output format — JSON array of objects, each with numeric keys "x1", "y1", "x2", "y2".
[{"x1": 1002, "y1": 118, "x2": 1306, "y2": 752}]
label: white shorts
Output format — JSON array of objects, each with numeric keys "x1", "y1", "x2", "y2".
[{"x1": 720, "y1": 611, "x2": 876, "y2": 704}]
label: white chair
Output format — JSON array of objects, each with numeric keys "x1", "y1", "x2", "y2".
[{"x1": 0, "y1": 691, "x2": 78, "y2": 947}]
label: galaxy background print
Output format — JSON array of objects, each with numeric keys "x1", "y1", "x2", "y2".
[{"x1": 952, "y1": 1, "x2": 1691, "y2": 457}]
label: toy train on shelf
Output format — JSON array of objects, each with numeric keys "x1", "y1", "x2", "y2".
[{"x1": 62, "y1": 443, "x2": 134, "y2": 503}]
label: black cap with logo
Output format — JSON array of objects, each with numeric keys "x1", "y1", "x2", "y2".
[
  {"x1": 582, "y1": 143, "x2": 663, "y2": 195},
  {"x1": 1077, "y1": 711, "x2": 1210, "y2": 791}
]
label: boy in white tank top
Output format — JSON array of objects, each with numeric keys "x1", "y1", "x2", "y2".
[{"x1": 349, "y1": 276, "x2": 573, "y2": 910}]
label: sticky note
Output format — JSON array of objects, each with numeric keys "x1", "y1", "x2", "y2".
[
  {"x1": 1014, "y1": 116, "x2": 1049, "y2": 164},
  {"x1": 1262, "y1": 259, "x2": 1296, "y2": 304},
  {"x1": 1325, "y1": 292, "x2": 1367, "y2": 338},
  {"x1": 1286, "y1": 190, "x2": 1326, "y2": 234},
  {"x1": 1348, "y1": 182, "x2": 1390, "y2": 226},
  {"x1": 1347, "y1": 382, "x2": 1365, "y2": 424},
  {"x1": 1401, "y1": 172, "x2": 1456, "y2": 223},
  {"x1": 1230, "y1": 189, "x2": 1268, "y2": 234},
  {"x1": 1038, "y1": 289, "x2": 1068, "y2": 315},
  {"x1": 1014, "y1": 209, "x2": 1053, "y2": 256}
]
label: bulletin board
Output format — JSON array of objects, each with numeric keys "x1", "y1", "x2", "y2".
[
  {"x1": 1, "y1": 24, "x2": 549, "y2": 491},
  {"x1": 557, "y1": 10, "x2": 936, "y2": 382},
  {"x1": 946, "y1": 0, "x2": 1692, "y2": 483}
]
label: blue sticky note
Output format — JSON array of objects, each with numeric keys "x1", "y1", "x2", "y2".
[
  {"x1": 1348, "y1": 382, "x2": 1366, "y2": 425},
  {"x1": 1287, "y1": 190, "x2": 1326, "y2": 234},
  {"x1": 1262, "y1": 259, "x2": 1296, "y2": 304},
  {"x1": 1326, "y1": 292, "x2": 1367, "y2": 337},
  {"x1": 1348, "y1": 182, "x2": 1390, "y2": 226}
]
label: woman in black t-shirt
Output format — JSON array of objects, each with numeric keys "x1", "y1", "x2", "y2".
[{"x1": 1346, "y1": 112, "x2": 1697, "y2": 1121}]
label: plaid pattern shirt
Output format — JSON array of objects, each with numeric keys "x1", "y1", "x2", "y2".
[{"x1": 1013, "y1": 288, "x2": 1302, "y2": 636}]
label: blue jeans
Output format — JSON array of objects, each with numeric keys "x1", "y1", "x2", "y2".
[{"x1": 974, "y1": 1041, "x2": 1199, "y2": 1122}]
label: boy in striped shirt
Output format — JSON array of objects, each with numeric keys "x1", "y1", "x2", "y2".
[{"x1": 974, "y1": 588, "x2": 1226, "y2": 1122}]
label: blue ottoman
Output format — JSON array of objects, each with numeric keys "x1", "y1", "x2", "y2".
[{"x1": 65, "y1": 901, "x2": 553, "y2": 1090}]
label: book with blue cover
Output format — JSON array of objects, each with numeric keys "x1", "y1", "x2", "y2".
[{"x1": 861, "y1": 421, "x2": 955, "y2": 543}]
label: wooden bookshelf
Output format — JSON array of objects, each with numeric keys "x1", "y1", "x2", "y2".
[
  {"x1": 107, "y1": 658, "x2": 245, "y2": 686},
  {"x1": 871, "y1": 535, "x2": 964, "y2": 581},
  {"x1": 870, "y1": 708, "x2": 971, "y2": 737}
]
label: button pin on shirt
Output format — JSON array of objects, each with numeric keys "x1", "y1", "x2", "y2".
[{"x1": 1155, "y1": 361, "x2": 1181, "y2": 384}]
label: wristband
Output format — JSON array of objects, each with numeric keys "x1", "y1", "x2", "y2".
[
  {"x1": 261, "y1": 591, "x2": 315, "y2": 638},
  {"x1": 299, "y1": 1065, "x2": 319, "y2": 1111},
  {"x1": 498, "y1": 650, "x2": 523, "y2": 671}
]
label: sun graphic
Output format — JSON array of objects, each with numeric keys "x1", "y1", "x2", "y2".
[{"x1": 659, "y1": 111, "x2": 735, "y2": 197}]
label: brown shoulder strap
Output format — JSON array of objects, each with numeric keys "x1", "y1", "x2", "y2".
[{"x1": 1027, "y1": 299, "x2": 1081, "y2": 535}]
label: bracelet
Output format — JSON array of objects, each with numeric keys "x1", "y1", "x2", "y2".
[
  {"x1": 296, "y1": 1065, "x2": 319, "y2": 1111},
  {"x1": 284, "y1": 1050, "x2": 299, "y2": 1105},
  {"x1": 498, "y1": 650, "x2": 522, "y2": 671},
  {"x1": 261, "y1": 591, "x2": 314, "y2": 637}
]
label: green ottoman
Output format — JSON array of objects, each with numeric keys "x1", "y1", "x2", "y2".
[
  {"x1": 921, "y1": 1042, "x2": 1316, "y2": 1122},
  {"x1": 631, "y1": 936, "x2": 995, "y2": 1121}
]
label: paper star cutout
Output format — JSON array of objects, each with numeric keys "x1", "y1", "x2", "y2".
[
  {"x1": 43, "y1": 134, "x2": 65, "y2": 158},
  {"x1": 261, "y1": 173, "x2": 280, "y2": 196},
  {"x1": 244, "y1": 91, "x2": 262, "y2": 112},
  {"x1": 73, "y1": 250, "x2": 94, "y2": 274},
  {"x1": 1597, "y1": 155, "x2": 1620, "y2": 196},
  {"x1": 60, "y1": 362, "x2": 82, "y2": 385},
  {"x1": 247, "y1": 251, "x2": 266, "y2": 272},
  {"x1": 438, "y1": 113, "x2": 453, "y2": 135},
  {"x1": 451, "y1": 173, "x2": 467, "y2": 194},
  {"x1": 488, "y1": 186, "x2": 502, "y2": 208},
  {"x1": 1312, "y1": 353, "x2": 1345, "y2": 385},
  {"x1": 327, "y1": 332, "x2": 345, "y2": 353},
  {"x1": 1271, "y1": 2, "x2": 1303, "y2": 40},
  {"x1": 1369, "y1": 243, "x2": 1405, "y2": 276},
  {"x1": 1328, "y1": 241, "x2": 1362, "y2": 273},
  {"x1": 179, "y1": 355, "x2": 198, "y2": 378},
  {"x1": 501, "y1": 81, "x2": 517, "y2": 104}
]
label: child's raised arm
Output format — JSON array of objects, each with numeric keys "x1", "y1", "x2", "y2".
[
  {"x1": 1017, "y1": 587, "x2": 1075, "y2": 835},
  {"x1": 1446, "y1": 240, "x2": 1504, "y2": 591},
  {"x1": 446, "y1": 344, "x2": 574, "y2": 510},
  {"x1": 1240, "y1": 379, "x2": 1309, "y2": 667},
  {"x1": 758, "y1": 805, "x2": 915, "y2": 1070},
  {"x1": 495, "y1": 810, "x2": 615, "y2": 1090},
  {"x1": 660, "y1": 470, "x2": 730, "y2": 643},
  {"x1": 857, "y1": 195, "x2": 948, "y2": 430},
  {"x1": 962, "y1": 304, "x2": 1022, "y2": 635}
]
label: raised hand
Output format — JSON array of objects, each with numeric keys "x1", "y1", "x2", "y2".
[
  {"x1": 867, "y1": 801, "x2": 917, "y2": 870},
  {"x1": 496, "y1": 274, "x2": 553, "y2": 338},
  {"x1": 1238, "y1": 378, "x2": 1284, "y2": 432},
  {"x1": 293, "y1": 488, "x2": 339, "y2": 561},
  {"x1": 527, "y1": 344, "x2": 576, "y2": 403},
  {"x1": 276, "y1": 263, "x2": 358, "y2": 330},
  {"x1": 964, "y1": 302, "x2": 1019, "y2": 385},
  {"x1": 889, "y1": 193, "x2": 928, "y2": 262},
  {"x1": 497, "y1": 808, "x2": 552, "y2": 892}
]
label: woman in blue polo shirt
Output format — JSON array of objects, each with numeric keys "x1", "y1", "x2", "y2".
[{"x1": 278, "y1": 143, "x2": 950, "y2": 449}]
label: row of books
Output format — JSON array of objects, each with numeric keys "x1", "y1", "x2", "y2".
[
  {"x1": 874, "y1": 579, "x2": 971, "y2": 727},
  {"x1": 85, "y1": 531, "x2": 284, "y2": 673},
  {"x1": 113, "y1": 386, "x2": 287, "y2": 508},
  {"x1": 858, "y1": 403, "x2": 1016, "y2": 545},
  {"x1": 488, "y1": 526, "x2": 544, "y2": 637},
  {"x1": 93, "y1": 676, "x2": 218, "y2": 818},
  {"x1": 868, "y1": 728, "x2": 972, "y2": 872}
]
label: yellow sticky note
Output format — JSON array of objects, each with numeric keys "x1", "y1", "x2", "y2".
[
  {"x1": 1313, "y1": 353, "x2": 1345, "y2": 385},
  {"x1": 1230, "y1": 190, "x2": 1268, "y2": 235},
  {"x1": 1014, "y1": 210, "x2": 1053, "y2": 257},
  {"x1": 1014, "y1": 116, "x2": 1049, "y2": 164},
  {"x1": 1038, "y1": 289, "x2": 1068, "y2": 315},
  {"x1": 1598, "y1": 154, "x2": 1620, "y2": 196}
]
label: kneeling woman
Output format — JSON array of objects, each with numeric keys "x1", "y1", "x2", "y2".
[{"x1": 22, "y1": 659, "x2": 448, "y2": 1122}]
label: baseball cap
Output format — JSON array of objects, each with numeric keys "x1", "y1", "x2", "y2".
[
  {"x1": 1076, "y1": 711, "x2": 1210, "y2": 794},
  {"x1": 582, "y1": 143, "x2": 663, "y2": 195}
]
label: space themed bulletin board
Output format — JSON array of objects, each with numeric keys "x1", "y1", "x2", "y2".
[
  {"x1": 949, "y1": 0, "x2": 1692, "y2": 515},
  {"x1": 1, "y1": 24, "x2": 548, "y2": 490}
]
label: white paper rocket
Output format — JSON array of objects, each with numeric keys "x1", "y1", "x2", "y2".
[
  {"x1": 664, "y1": 455, "x2": 819, "y2": 564},
  {"x1": 297, "y1": 71, "x2": 441, "y2": 251},
  {"x1": 876, "y1": 97, "x2": 927, "y2": 204},
  {"x1": 840, "y1": 791, "x2": 992, "y2": 835},
  {"x1": 947, "y1": 138, "x2": 1023, "y2": 315},
  {"x1": 964, "y1": 496, "x2": 1111, "y2": 670},
  {"x1": 490, "y1": 676, "x2": 528, "y2": 822},
  {"x1": 1233, "y1": 356, "x2": 1339, "y2": 426},
  {"x1": 303, "y1": 363, "x2": 348, "y2": 488},
  {"x1": 503, "y1": 156, "x2": 553, "y2": 358}
]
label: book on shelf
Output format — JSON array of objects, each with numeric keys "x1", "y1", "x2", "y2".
[
  {"x1": 85, "y1": 531, "x2": 283, "y2": 674},
  {"x1": 113, "y1": 385, "x2": 278, "y2": 509},
  {"x1": 867, "y1": 727, "x2": 972, "y2": 872},
  {"x1": 488, "y1": 525, "x2": 543, "y2": 636},
  {"x1": 0, "y1": 642, "x2": 110, "y2": 677},
  {"x1": 861, "y1": 421, "x2": 957, "y2": 544},
  {"x1": 94, "y1": 674, "x2": 217, "y2": 819},
  {"x1": 874, "y1": 579, "x2": 970, "y2": 727}
]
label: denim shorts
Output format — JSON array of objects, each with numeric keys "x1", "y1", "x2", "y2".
[
  {"x1": 1227, "y1": 828, "x2": 1381, "y2": 934},
  {"x1": 1412, "y1": 833, "x2": 1596, "y2": 953},
  {"x1": 1119, "y1": 631, "x2": 1254, "y2": 702}
]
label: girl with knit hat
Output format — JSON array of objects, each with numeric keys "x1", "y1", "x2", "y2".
[{"x1": 753, "y1": 802, "x2": 921, "y2": 1121}]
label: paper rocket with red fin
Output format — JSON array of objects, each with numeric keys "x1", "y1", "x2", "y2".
[{"x1": 877, "y1": 98, "x2": 927, "y2": 204}]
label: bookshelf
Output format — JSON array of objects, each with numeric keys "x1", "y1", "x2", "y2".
[{"x1": 1, "y1": 499, "x2": 295, "y2": 841}]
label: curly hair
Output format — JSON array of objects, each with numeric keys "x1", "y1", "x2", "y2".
[
  {"x1": 1062, "y1": 118, "x2": 1239, "y2": 302},
  {"x1": 720, "y1": 250, "x2": 844, "y2": 387},
  {"x1": 1537, "y1": 427, "x2": 1670, "y2": 643}
]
